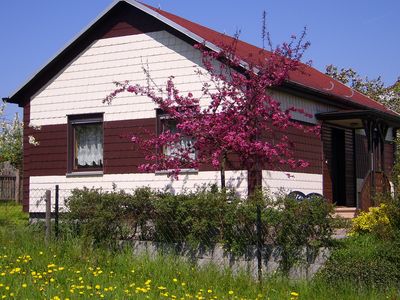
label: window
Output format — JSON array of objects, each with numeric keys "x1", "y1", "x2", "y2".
[
  {"x1": 68, "y1": 114, "x2": 103, "y2": 173},
  {"x1": 157, "y1": 111, "x2": 196, "y2": 161}
]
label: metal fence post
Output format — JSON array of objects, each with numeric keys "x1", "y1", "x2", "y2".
[
  {"x1": 55, "y1": 185, "x2": 59, "y2": 238},
  {"x1": 45, "y1": 190, "x2": 51, "y2": 244},
  {"x1": 256, "y1": 204, "x2": 263, "y2": 283}
]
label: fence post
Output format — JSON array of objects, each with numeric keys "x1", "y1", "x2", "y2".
[
  {"x1": 14, "y1": 169, "x2": 20, "y2": 203},
  {"x1": 256, "y1": 204, "x2": 262, "y2": 283},
  {"x1": 55, "y1": 185, "x2": 59, "y2": 238},
  {"x1": 45, "y1": 190, "x2": 51, "y2": 244}
]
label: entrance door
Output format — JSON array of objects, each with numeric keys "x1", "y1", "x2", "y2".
[{"x1": 331, "y1": 128, "x2": 346, "y2": 205}]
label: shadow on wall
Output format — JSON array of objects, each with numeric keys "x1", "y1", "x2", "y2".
[{"x1": 162, "y1": 170, "x2": 247, "y2": 197}]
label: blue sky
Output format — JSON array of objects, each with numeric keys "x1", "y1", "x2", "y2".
[{"x1": 1, "y1": 0, "x2": 399, "y2": 120}]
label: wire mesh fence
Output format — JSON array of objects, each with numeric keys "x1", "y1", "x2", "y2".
[{"x1": 1, "y1": 185, "x2": 333, "y2": 279}]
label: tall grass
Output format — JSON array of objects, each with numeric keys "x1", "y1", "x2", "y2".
[{"x1": 0, "y1": 203, "x2": 397, "y2": 299}]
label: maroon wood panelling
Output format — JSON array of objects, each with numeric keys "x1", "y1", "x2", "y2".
[
  {"x1": 344, "y1": 129, "x2": 356, "y2": 207},
  {"x1": 266, "y1": 125, "x2": 323, "y2": 175},
  {"x1": 322, "y1": 124, "x2": 356, "y2": 205},
  {"x1": 384, "y1": 141, "x2": 394, "y2": 177},
  {"x1": 24, "y1": 118, "x2": 324, "y2": 180},
  {"x1": 355, "y1": 134, "x2": 369, "y2": 179},
  {"x1": 27, "y1": 124, "x2": 67, "y2": 177},
  {"x1": 355, "y1": 134, "x2": 394, "y2": 180},
  {"x1": 321, "y1": 124, "x2": 333, "y2": 202},
  {"x1": 103, "y1": 118, "x2": 154, "y2": 174}
]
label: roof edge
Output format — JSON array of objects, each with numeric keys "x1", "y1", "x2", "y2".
[{"x1": 7, "y1": 0, "x2": 125, "y2": 103}]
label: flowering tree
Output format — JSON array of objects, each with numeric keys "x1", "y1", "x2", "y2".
[
  {"x1": 105, "y1": 33, "x2": 319, "y2": 194},
  {"x1": 0, "y1": 102, "x2": 23, "y2": 169}
]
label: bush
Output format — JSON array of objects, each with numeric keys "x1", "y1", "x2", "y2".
[
  {"x1": 267, "y1": 193, "x2": 335, "y2": 274},
  {"x1": 318, "y1": 233, "x2": 400, "y2": 288},
  {"x1": 64, "y1": 186, "x2": 335, "y2": 272},
  {"x1": 349, "y1": 203, "x2": 391, "y2": 237}
]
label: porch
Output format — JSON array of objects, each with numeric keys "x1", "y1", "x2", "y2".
[{"x1": 316, "y1": 110, "x2": 399, "y2": 213}]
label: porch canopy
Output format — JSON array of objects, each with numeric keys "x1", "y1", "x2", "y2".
[{"x1": 316, "y1": 109, "x2": 400, "y2": 209}]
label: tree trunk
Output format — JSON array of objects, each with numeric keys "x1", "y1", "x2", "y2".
[{"x1": 220, "y1": 152, "x2": 227, "y2": 189}]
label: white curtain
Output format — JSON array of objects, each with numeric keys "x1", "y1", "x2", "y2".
[{"x1": 76, "y1": 124, "x2": 103, "y2": 167}]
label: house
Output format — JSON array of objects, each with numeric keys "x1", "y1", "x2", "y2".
[{"x1": 3, "y1": 0, "x2": 400, "y2": 217}]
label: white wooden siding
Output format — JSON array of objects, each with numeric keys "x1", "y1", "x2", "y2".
[
  {"x1": 30, "y1": 31, "x2": 210, "y2": 126},
  {"x1": 262, "y1": 170, "x2": 323, "y2": 196},
  {"x1": 268, "y1": 90, "x2": 336, "y2": 124},
  {"x1": 28, "y1": 171, "x2": 248, "y2": 213}
]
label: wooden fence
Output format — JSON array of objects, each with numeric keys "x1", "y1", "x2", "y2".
[{"x1": 0, "y1": 173, "x2": 20, "y2": 202}]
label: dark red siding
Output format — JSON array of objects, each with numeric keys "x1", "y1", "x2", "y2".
[
  {"x1": 103, "y1": 118, "x2": 154, "y2": 174},
  {"x1": 322, "y1": 124, "x2": 356, "y2": 205},
  {"x1": 344, "y1": 129, "x2": 356, "y2": 207},
  {"x1": 24, "y1": 118, "x2": 323, "y2": 178},
  {"x1": 355, "y1": 134, "x2": 394, "y2": 180},
  {"x1": 384, "y1": 141, "x2": 395, "y2": 176},
  {"x1": 322, "y1": 125, "x2": 333, "y2": 202},
  {"x1": 269, "y1": 125, "x2": 323, "y2": 175}
]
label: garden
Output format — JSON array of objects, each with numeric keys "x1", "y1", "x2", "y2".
[{"x1": 1, "y1": 187, "x2": 400, "y2": 299}]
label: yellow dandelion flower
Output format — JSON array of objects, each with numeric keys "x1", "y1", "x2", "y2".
[
  {"x1": 291, "y1": 292, "x2": 299, "y2": 297},
  {"x1": 95, "y1": 285, "x2": 101, "y2": 290},
  {"x1": 173, "y1": 278, "x2": 178, "y2": 283},
  {"x1": 22, "y1": 283, "x2": 27, "y2": 288},
  {"x1": 228, "y1": 290, "x2": 234, "y2": 295}
]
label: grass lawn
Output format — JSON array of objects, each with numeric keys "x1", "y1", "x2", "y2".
[{"x1": 0, "y1": 203, "x2": 397, "y2": 299}]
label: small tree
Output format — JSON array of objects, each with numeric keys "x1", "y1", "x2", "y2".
[
  {"x1": 0, "y1": 102, "x2": 23, "y2": 170},
  {"x1": 105, "y1": 33, "x2": 319, "y2": 194}
]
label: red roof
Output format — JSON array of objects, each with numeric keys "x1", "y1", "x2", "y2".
[{"x1": 144, "y1": 4, "x2": 396, "y2": 116}]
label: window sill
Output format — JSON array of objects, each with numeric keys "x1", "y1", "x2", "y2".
[
  {"x1": 66, "y1": 171, "x2": 104, "y2": 178},
  {"x1": 155, "y1": 169, "x2": 199, "y2": 175}
]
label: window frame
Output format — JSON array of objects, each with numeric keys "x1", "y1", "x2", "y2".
[
  {"x1": 155, "y1": 109, "x2": 198, "y2": 173},
  {"x1": 67, "y1": 113, "x2": 104, "y2": 174}
]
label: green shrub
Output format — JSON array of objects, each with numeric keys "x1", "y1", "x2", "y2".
[
  {"x1": 266, "y1": 194, "x2": 335, "y2": 274},
  {"x1": 64, "y1": 186, "x2": 335, "y2": 272},
  {"x1": 318, "y1": 233, "x2": 400, "y2": 288},
  {"x1": 349, "y1": 203, "x2": 391, "y2": 237}
]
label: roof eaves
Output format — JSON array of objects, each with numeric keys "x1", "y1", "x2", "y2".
[{"x1": 285, "y1": 80, "x2": 400, "y2": 118}]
